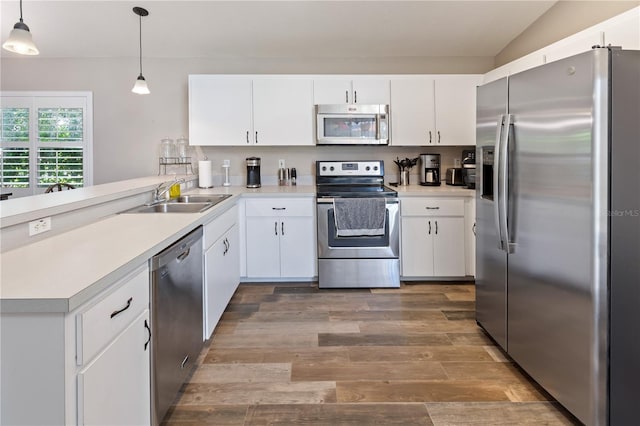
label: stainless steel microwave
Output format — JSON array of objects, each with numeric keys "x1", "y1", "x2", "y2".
[{"x1": 315, "y1": 104, "x2": 389, "y2": 145}]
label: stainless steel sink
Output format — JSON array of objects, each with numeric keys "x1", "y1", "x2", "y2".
[
  {"x1": 172, "y1": 194, "x2": 232, "y2": 204},
  {"x1": 121, "y1": 193, "x2": 232, "y2": 214},
  {"x1": 125, "y1": 202, "x2": 215, "y2": 214}
]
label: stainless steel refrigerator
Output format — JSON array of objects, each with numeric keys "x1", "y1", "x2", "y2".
[{"x1": 476, "y1": 47, "x2": 639, "y2": 426}]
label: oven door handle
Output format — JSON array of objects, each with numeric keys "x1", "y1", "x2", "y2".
[{"x1": 317, "y1": 198, "x2": 399, "y2": 204}]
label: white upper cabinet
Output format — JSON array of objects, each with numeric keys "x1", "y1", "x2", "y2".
[
  {"x1": 434, "y1": 76, "x2": 481, "y2": 146},
  {"x1": 391, "y1": 75, "x2": 480, "y2": 146},
  {"x1": 543, "y1": 31, "x2": 603, "y2": 65},
  {"x1": 390, "y1": 78, "x2": 435, "y2": 146},
  {"x1": 313, "y1": 78, "x2": 390, "y2": 104},
  {"x1": 189, "y1": 76, "x2": 252, "y2": 146},
  {"x1": 189, "y1": 76, "x2": 314, "y2": 146},
  {"x1": 252, "y1": 78, "x2": 314, "y2": 146}
]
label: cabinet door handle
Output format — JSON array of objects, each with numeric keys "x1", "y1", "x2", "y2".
[
  {"x1": 110, "y1": 297, "x2": 133, "y2": 319},
  {"x1": 435, "y1": 220, "x2": 439, "y2": 235},
  {"x1": 255, "y1": 131, "x2": 258, "y2": 144},
  {"x1": 281, "y1": 222, "x2": 285, "y2": 235},
  {"x1": 428, "y1": 220, "x2": 431, "y2": 235},
  {"x1": 425, "y1": 206, "x2": 440, "y2": 210},
  {"x1": 144, "y1": 319, "x2": 151, "y2": 351},
  {"x1": 246, "y1": 130, "x2": 249, "y2": 144},
  {"x1": 275, "y1": 221, "x2": 278, "y2": 235},
  {"x1": 473, "y1": 223, "x2": 476, "y2": 236},
  {"x1": 437, "y1": 131, "x2": 441, "y2": 143},
  {"x1": 354, "y1": 90, "x2": 357, "y2": 103},
  {"x1": 345, "y1": 90, "x2": 349, "y2": 103},
  {"x1": 272, "y1": 207, "x2": 286, "y2": 210},
  {"x1": 429, "y1": 131, "x2": 432, "y2": 144}
]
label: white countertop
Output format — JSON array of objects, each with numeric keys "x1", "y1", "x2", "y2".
[{"x1": 0, "y1": 179, "x2": 470, "y2": 314}]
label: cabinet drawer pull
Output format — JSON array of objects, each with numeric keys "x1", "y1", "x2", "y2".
[
  {"x1": 144, "y1": 319, "x2": 151, "y2": 351},
  {"x1": 425, "y1": 206, "x2": 440, "y2": 210},
  {"x1": 272, "y1": 207, "x2": 286, "y2": 210},
  {"x1": 110, "y1": 297, "x2": 133, "y2": 319}
]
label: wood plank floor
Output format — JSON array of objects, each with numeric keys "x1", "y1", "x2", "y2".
[{"x1": 163, "y1": 282, "x2": 580, "y2": 425}]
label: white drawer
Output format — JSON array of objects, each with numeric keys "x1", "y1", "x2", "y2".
[
  {"x1": 204, "y1": 205, "x2": 238, "y2": 249},
  {"x1": 401, "y1": 197, "x2": 465, "y2": 217},
  {"x1": 76, "y1": 266, "x2": 149, "y2": 366},
  {"x1": 245, "y1": 198, "x2": 314, "y2": 217}
]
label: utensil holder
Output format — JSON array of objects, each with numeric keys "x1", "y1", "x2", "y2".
[{"x1": 400, "y1": 170, "x2": 410, "y2": 186}]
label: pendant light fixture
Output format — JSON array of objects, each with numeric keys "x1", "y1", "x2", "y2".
[
  {"x1": 2, "y1": 0, "x2": 39, "y2": 55},
  {"x1": 131, "y1": 6, "x2": 150, "y2": 95}
]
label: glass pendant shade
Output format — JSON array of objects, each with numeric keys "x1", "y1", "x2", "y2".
[
  {"x1": 131, "y1": 75, "x2": 150, "y2": 94},
  {"x1": 2, "y1": 0, "x2": 39, "y2": 56}
]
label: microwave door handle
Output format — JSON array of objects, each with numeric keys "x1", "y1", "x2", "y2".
[{"x1": 493, "y1": 114, "x2": 505, "y2": 251}]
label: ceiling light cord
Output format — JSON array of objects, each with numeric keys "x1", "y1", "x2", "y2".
[{"x1": 138, "y1": 13, "x2": 143, "y2": 77}]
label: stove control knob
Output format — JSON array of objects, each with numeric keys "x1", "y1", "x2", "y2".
[
  {"x1": 330, "y1": 166, "x2": 335, "y2": 171},
  {"x1": 321, "y1": 166, "x2": 327, "y2": 171},
  {"x1": 374, "y1": 166, "x2": 379, "y2": 171},
  {"x1": 365, "y1": 166, "x2": 371, "y2": 171}
]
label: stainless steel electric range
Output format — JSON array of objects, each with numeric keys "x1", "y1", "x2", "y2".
[{"x1": 316, "y1": 160, "x2": 400, "y2": 288}]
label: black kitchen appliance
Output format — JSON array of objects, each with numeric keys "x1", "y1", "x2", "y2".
[
  {"x1": 246, "y1": 157, "x2": 261, "y2": 188},
  {"x1": 419, "y1": 153, "x2": 441, "y2": 186},
  {"x1": 461, "y1": 149, "x2": 476, "y2": 189}
]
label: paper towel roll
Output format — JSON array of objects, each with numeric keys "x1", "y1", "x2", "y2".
[{"x1": 198, "y1": 160, "x2": 213, "y2": 188}]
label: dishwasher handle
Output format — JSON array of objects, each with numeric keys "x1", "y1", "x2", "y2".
[{"x1": 151, "y1": 227, "x2": 203, "y2": 271}]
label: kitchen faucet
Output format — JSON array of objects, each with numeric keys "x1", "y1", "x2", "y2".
[{"x1": 151, "y1": 178, "x2": 185, "y2": 204}]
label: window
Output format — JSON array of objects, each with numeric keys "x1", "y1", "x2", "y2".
[{"x1": 0, "y1": 92, "x2": 93, "y2": 197}]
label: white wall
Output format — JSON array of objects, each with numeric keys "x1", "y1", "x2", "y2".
[{"x1": 1, "y1": 56, "x2": 492, "y2": 185}]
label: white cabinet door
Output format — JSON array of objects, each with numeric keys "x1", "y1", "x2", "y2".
[
  {"x1": 401, "y1": 217, "x2": 435, "y2": 277},
  {"x1": 246, "y1": 217, "x2": 281, "y2": 277},
  {"x1": 279, "y1": 217, "x2": 316, "y2": 278},
  {"x1": 313, "y1": 79, "x2": 352, "y2": 104},
  {"x1": 204, "y1": 224, "x2": 240, "y2": 338},
  {"x1": 252, "y1": 78, "x2": 314, "y2": 146},
  {"x1": 189, "y1": 76, "x2": 252, "y2": 146},
  {"x1": 77, "y1": 311, "x2": 150, "y2": 426},
  {"x1": 351, "y1": 78, "x2": 390, "y2": 104},
  {"x1": 313, "y1": 78, "x2": 390, "y2": 104},
  {"x1": 434, "y1": 76, "x2": 481, "y2": 146},
  {"x1": 390, "y1": 78, "x2": 435, "y2": 146},
  {"x1": 432, "y1": 217, "x2": 466, "y2": 276},
  {"x1": 465, "y1": 197, "x2": 476, "y2": 277}
]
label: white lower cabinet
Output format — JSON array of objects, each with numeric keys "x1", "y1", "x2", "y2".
[
  {"x1": 245, "y1": 198, "x2": 316, "y2": 279},
  {"x1": 203, "y1": 205, "x2": 240, "y2": 339},
  {"x1": 401, "y1": 197, "x2": 467, "y2": 278},
  {"x1": 77, "y1": 310, "x2": 150, "y2": 426},
  {"x1": 0, "y1": 264, "x2": 151, "y2": 426}
]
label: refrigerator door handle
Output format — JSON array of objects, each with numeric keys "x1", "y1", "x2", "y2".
[
  {"x1": 493, "y1": 114, "x2": 506, "y2": 250},
  {"x1": 500, "y1": 114, "x2": 514, "y2": 253}
]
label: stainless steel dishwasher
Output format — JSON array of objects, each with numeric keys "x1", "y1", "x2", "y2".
[{"x1": 150, "y1": 227, "x2": 203, "y2": 425}]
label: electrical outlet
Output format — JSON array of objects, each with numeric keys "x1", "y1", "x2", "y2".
[
  {"x1": 29, "y1": 217, "x2": 52, "y2": 236},
  {"x1": 278, "y1": 159, "x2": 285, "y2": 168},
  {"x1": 223, "y1": 159, "x2": 230, "y2": 166}
]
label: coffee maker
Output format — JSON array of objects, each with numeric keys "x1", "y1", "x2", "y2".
[
  {"x1": 419, "y1": 153, "x2": 441, "y2": 186},
  {"x1": 246, "y1": 157, "x2": 261, "y2": 188}
]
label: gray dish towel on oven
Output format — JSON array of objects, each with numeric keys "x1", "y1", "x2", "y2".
[{"x1": 333, "y1": 198, "x2": 386, "y2": 237}]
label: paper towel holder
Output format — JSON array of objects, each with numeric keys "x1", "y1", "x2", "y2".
[{"x1": 198, "y1": 159, "x2": 213, "y2": 188}]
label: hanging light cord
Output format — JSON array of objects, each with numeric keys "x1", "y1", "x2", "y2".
[
  {"x1": 138, "y1": 13, "x2": 143, "y2": 76},
  {"x1": 19, "y1": 0, "x2": 24, "y2": 22}
]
